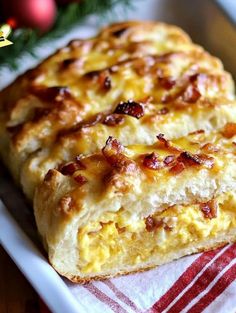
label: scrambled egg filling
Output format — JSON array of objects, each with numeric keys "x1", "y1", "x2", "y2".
[{"x1": 78, "y1": 193, "x2": 236, "y2": 273}]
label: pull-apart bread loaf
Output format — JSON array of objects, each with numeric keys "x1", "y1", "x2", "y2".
[
  {"x1": 1, "y1": 21, "x2": 236, "y2": 282},
  {"x1": 0, "y1": 21, "x2": 235, "y2": 197}
]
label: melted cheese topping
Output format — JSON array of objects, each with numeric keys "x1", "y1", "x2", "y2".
[
  {"x1": 0, "y1": 21, "x2": 235, "y2": 199},
  {"x1": 78, "y1": 192, "x2": 236, "y2": 273}
]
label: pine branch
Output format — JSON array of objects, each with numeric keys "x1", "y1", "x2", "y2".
[{"x1": 0, "y1": 0, "x2": 134, "y2": 69}]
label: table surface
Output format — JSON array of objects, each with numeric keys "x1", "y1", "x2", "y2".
[{"x1": 0, "y1": 245, "x2": 51, "y2": 313}]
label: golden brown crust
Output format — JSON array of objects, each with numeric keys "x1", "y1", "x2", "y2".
[{"x1": 0, "y1": 20, "x2": 235, "y2": 192}]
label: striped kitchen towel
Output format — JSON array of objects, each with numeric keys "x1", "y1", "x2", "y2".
[{"x1": 68, "y1": 244, "x2": 236, "y2": 313}]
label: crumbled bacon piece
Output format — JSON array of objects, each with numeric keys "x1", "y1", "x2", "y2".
[
  {"x1": 200, "y1": 199, "x2": 217, "y2": 219},
  {"x1": 156, "y1": 134, "x2": 181, "y2": 152},
  {"x1": 74, "y1": 174, "x2": 88, "y2": 186},
  {"x1": 180, "y1": 84, "x2": 201, "y2": 103},
  {"x1": 60, "y1": 162, "x2": 81, "y2": 176},
  {"x1": 31, "y1": 86, "x2": 71, "y2": 102},
  {"x1": 104, "y1": 76, "x2": 111, "y2": 89},
  {"x1": 158, "y1": 77, "x2": 176, "y2": 90},
  {"x1": 143, "y1": 152, "x2": 162, "y2": 170},
  {"x1": 102, "y1": 137, "x2": 137, "y2": 173},
  {"x1": 103, "y1": 114, "x2": 125, "y2": 126},
  {"x1": 114, "y1": 100, "x2": 144, "y2": 119},
  {"x1": 85, "y1": 69, "x2": 112, "y2": 91},
  {"x1": 79, "y1": 113, "x2": 104, "y2": 129},
  {"x1": 177, "y1": 152, "x2": 214, "y2": 168},
  {"x1": 177, "y1": 152, "x2": 202, "y2": 166},
  {"x1": 104, "y1": 136, "x2": 123, "y2": 154},
  {"x1": 162, "y1": 73, "x2": 203, "y2": 106},
  {"x1": 221, "y1": 123, "x2": 236, "y2": 138},
  {"x1": 156, "y1": 133, "x2": 170, "y2": 148},
  {"x1": 201, "y1": 143, "x2": 220, "y2": 153},
  {"x1": 164, "y1": 155, "x2": 175, "y2": 165},
  {"x1": 145, "y1": 216, "x2": 163, "y2": 232},
  {"x1": 169, "y1": 162, "x2": 185, "y2": 175}
]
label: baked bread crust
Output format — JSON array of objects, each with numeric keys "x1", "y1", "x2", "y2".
[{"x1": 0, "y1": 21, "x2": 235, "y2": 194}]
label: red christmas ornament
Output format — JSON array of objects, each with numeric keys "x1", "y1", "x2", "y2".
[{"x1": 3, "y1": 0, "x2": 57, "y2": 32}]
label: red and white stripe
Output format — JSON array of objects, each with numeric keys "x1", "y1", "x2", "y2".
[{"x1": 75, "y1": 244, "x2": 236, "y2": 313}]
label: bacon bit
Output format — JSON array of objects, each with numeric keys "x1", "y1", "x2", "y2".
[
  {"x1": 221, "y1": 123, "x2": 236, "y2": 138},
  {"x1": 114, "y1": 100, "x2": 144, "y2": 119},
  {"x1": 201, "y1": 143, "x2": 220, "y2": 153},
  {"x1": 162, "y1": 73, "x2": 203, "y2": 106},
  {"x1": 157, "y1": 107, "x2": 169, "y2": 115},
  {"x1": 156, "y1": 134, "x2": 181, "y2": 153},
  {"x1": 177, "y1": 152, "x2": 214, "y2": 168},
  {"x1": 102, "y1": 137, "x2": 137, "y2": 173},
  {"x1": 158, "y1": 77, "x2": 176, "y2": 90},
  {"x1": 98, "y1": 72, "x2": 112, "y2": 91},
  {"x1": 85, "y1": 69, "x2": 112, "y2": 91},
  {"x1": 233, "y1": 142, "x2": 236, "y2": 146},
  {"x1": 143, "y1": 152, "x2": 162, "y2": 170},
  {"x1": 164, "y1": 155, "x2": 175, "y2": 165},
  {"x1": 103, "y1": 114, "x2": 125, "y2": 126},
  {"x1": 103, "y1": 76, "x2": 112, "y2": 90},
  {"x1": 156, "y1": 134, "x2": 182, "y2": 154},
  {"x1": 200, "y1": 199, "x2": 217, "y2": 219},
  {"x1": 73, "y1": 174, "x2": 88, "y2": 186},
  {"x1": 31, "y1": 86, "x2": 71, "y2": 102},
  {"x1": 156, "y1": 133, "x2": 170, "y2": 148},
  {"x1": 180, "y1": 84, "x2": 201, "y2": 103},
  {"x1": 104, "y1": 136, "x2": 123, "y2": 154},
  {"x1": 145, "y1": 216, "x2": 163, "y2": 232},
  {"x1": 169, "y1": 162, "x2": 185, "y2": 175},
  {"x1": 79, "y1": 113, "x2": 104, "y2": 129},
  {"x1": 177, "y1": 151, "x2": 202, "y2": 166},
  {"x1": 60, "y1": 162, "x2": 81, "y2": 176}
]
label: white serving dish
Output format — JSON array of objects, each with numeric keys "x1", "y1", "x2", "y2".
[{"x1": 0, "y1": 1, "x2": 235, "y2": 312}]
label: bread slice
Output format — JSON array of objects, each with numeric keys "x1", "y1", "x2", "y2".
[
  {"x1": 34, "y1": 125, "x2": 236, "y2": 282},
  {"x1": 0, "y1": 21, "x2": 235, "y2": 192},
  {"x1": 34, "y1": 173, "x2": 236, "y2": 283}
]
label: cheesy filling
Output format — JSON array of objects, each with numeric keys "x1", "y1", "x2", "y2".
[{"x1": 77, "y1": 192, "x2": 236, "y2": 274}]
